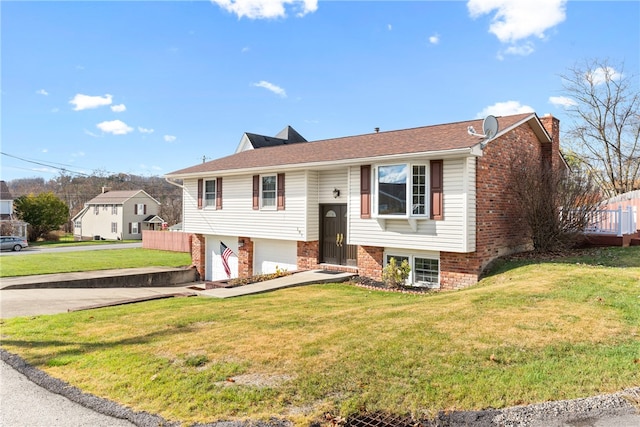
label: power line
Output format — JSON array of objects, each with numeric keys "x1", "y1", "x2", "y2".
[{"x1": 1, "y1": 151, "x2": 92, "y2": 177}]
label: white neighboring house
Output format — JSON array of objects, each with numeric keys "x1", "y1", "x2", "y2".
[
  {"x1": 72, "y1": 189, "x2": 164, "y2": 241},
  {"x1": 0, "y1": 180, "x2": 28, "y2": 238}
]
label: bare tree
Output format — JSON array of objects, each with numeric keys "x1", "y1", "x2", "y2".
[
  {"x1": 560, "y1": 58, "x2": 640, "y2": 196},
  {"x1": 510, "y1": 153, "x2": 600, "y2": 252}
]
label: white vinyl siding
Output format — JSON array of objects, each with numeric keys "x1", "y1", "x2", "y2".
[
  {"x1": 350, "y1": 157, "x2": 477, "y2": 253},
  {"x1": 183, "y1": 171, "x2": 309, "y2": 241},
  {"x1": 318, "y1": 169, "x2": 348, "y2": 204}
]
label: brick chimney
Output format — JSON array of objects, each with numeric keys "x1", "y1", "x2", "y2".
[{"x1": 539, "y1": 114, "x2": 560, "y2": 172}]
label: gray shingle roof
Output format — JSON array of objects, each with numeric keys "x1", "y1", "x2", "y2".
[
  {"x1": 86, "y1": 190, "x2": 153, "y2": 205},
  {"x1": 167, "y1": 113, "x2": 537, "y2": 177}
]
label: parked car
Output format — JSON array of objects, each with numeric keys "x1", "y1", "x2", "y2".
[{"x1": 0, "y1": 236, "x2": 29, "y2": 251}]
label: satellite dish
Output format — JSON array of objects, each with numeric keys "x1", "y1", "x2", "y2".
[{"x1": 482, "y1": 115, "x2": 498, "y2": 139}]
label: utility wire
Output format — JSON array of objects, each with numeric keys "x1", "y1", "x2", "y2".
[{"x1": 1, "y1": 151, "x2": 92, "y2": 176}]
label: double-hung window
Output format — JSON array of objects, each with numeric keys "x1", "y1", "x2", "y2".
[
  {"x1": 204, "y1": 179, "x2": 217, "y2": 207},
  {"x1": 261, "y1": 175, "x2": 277, "y2": 209},
  {"x1": 375, "y1": 164, "x2": 428, "y2": 217}
]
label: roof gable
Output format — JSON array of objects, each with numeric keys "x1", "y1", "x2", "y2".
[
  {"x1": 0, "y1": 181, "x2": 13, "y2": 201},
  {"x1": 168, "y1": 113, "x2": 542, "y2": 178},
  {"x1": 235, "y1": 125, "x2": 307, "y2": 153},
  {"x1": 86, "y1": 190, "x2": 160, "y2": 206}
]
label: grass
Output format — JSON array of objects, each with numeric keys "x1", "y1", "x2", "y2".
[
  {"x1": 1, "y1": 246, "x2": 639, "y2": 426},
  {"x1": 0, "y1": 248, "x2": 192, "y2": 277}
]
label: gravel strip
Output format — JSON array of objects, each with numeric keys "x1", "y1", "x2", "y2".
[{"x1": 2, "y1": 348, "x2": 637, "y2": 426}]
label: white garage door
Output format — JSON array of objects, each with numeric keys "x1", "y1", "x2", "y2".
[
  {"x1": 253, "y1": 239, "x2": 297, "y2": 275},
  {"x1": 207, "y1": 235, "x2": 239, "y2": 281}
]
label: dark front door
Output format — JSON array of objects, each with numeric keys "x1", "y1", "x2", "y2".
[{"x1": 321, "y1": 204, "x2": 357, "y2": 266}]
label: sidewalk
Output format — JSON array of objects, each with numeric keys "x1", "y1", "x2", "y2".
[{"x1": 194, "y1": 269, "x2": 356, "y2": 298}]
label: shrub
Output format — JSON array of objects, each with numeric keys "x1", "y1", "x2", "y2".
[{"x1": 382, "y1": 257, "x2": 411, "y2": 289}]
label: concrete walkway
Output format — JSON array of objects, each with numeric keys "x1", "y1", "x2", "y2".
[
  {"x1": 0, "y1": 268, "x2": 356, "y2": 317},
  {"x1": 195, "y1": 269, "x2": 356, "y2": 298}
]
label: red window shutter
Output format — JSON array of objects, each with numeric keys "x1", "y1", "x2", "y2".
[
  {"x1": 252, "y1": 175, "x2": 259, "y2": 210},
  {"x1": 216, "y1": 177, "x2": 223, "y2": 209},
  {"x1": 138, "y1": 222, "x2": 141, "y2": 233},
  {"x1": 430, "y1": 159, "x2": 443, "y2": 220},
  {"x1": 197, "y1": 179, "x2": 203, "y2": 210},
  {"x1": 360, "y1": 165, "x2": 371, "y2": 219},
  {"x1": 134, "y1": 204, "x2": 138, "y2": 215},
  {"x1": 143, "y1": 204, "x2": 147, "y2": 215},
  {"x1": 277, "y1": 173, "x2": 285, "y2": 210},
  {"x1": 128, "y1": 223, "x2": 132, "y2": 233}
]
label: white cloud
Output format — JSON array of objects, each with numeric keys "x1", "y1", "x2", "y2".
[
  {"x1": 388, "y1": 24, "x2": 392, "y2": 31},
  {"x1": 84, "y1": 129, "x2": 102, "y2": 138},
  {"x1": 164, "y1": 135, "x2": 177, "y2": 143},
  {"x1": 241, "y1": 46, "x2": 250, "y2": 53},
  {"x1": 111, "y1": 104, "x2": 126, "y2": 113},
  {"x1": 36, "y1": 89, "x2": 49, "y2": 96},
  {"x1": 587, "y1": 66, "x2": 623, "y2": 85},
  {"x1": 211, "y1": 0, "x2": 317, "y2": 19},
  {"x1": 476, "y1": 101, "x2": 535, "y2": 118},
  {"x1": 96, "y1": 120, "x2": 134, "y2": 135},
  {"x1": 70, "y1": 93, "x2": 113, "y2": 111},
  {"x1": 253, "y1": 80, "x2": 287, "y2": 98},
  {"x1": 467, "y1": 0, "x2": 566, "y2": 57},
  {"x1": 467, "y1": 0, "x2": 567, "y2": 43},
  {"x1": 51, "y1": 108, "x2": 60, "y2": 113},
  {"x1": 42, "y1": 149, "x2": 48, "y2": 153},
  {"x1": 500, "y1": 41, "x2": 534, "y2": 58},
  {"x1": 549, "y1": 96, "x2": 577, "y2": 108},
  {"x1": 138, "y1": 126, "x2": 155, "y2": 134},
  {"x1": 429, "y1": 34, "x2": 440, "y2": 45}
]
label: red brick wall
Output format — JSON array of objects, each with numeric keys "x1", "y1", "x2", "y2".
[
  {"x1": 297, "y1": 240, "x2": 319, "y2": 270},
  {"x1": 438, "y1": 117, "x2": 554, "y2": 289},
  {"x1": 357, "y1": 245, "x2": 383, "y2": 281},
  {"x1": 191, "y1": 234, "x2": 205, "y2": 280},
  {"x1": 237, "y1": 236, "x2": 253, "y2": 278}
]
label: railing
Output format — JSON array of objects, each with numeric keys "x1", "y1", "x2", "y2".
[{"x1": 583, "y1": 205, "x2": 637, "y2": 237}]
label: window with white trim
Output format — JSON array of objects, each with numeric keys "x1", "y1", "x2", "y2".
[
  {"x1": 385, "y1": 254, "x2": 439, "y2": 288},
  {"x1": 136, "y1": 203, "x2": 145, "y2": 214},
  {"x1": 131, "y1": 222, "x2": 139, "y2": 234},
  {"x1": 111, "y1": 222, "x2": 117, "y2": 233},
  {"x1": 261, "y1": 175, "x2": 277, "y2": 208},
  {"x1": 204, "y1": 179, "x2": 217, "y2": 207},
  {"x1": 112, "y1": 205, "x2": 118, "y2": 215},
  {"x1": 94, "y1": 206, "x2": 99, "y2": 215},
  {"x1": 375, "y1": 164, "x2": 428, "y2": 217}
]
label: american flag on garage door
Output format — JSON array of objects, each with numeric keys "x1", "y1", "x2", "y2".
[{"x1": 220, "y1": 242, "x2": 234, "y2": 278}]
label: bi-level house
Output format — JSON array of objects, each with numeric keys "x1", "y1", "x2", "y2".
[
  {"x1": 166, "y1": 113, "x2": 563, "y2": 289},
  {"x1": 72, "y1": 189, "x2": 164, "y2": 241}
]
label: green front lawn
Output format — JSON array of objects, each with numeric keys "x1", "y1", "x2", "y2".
[
  {"x1": 1, "y1": 247, "x2": 638, "y2": 426},
  {"x1": 0, "y1": 248, "x2": 192, "y2": 277}
]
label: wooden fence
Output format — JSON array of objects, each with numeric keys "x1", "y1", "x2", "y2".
[{"x1": 142, "y1": 230, "x2": 191, "y2": 252}]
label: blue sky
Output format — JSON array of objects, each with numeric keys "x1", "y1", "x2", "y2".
[{"x1": 2, "y1": 0, "x2": 638, "y2": 182}]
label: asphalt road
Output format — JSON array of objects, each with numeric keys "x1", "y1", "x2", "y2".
[
  {"x1": 0, "y1": 357, "x2": 137, "y2": 427},
  {"x1": 0, "y1": 242, "x2": 142, "y2": 256}
]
